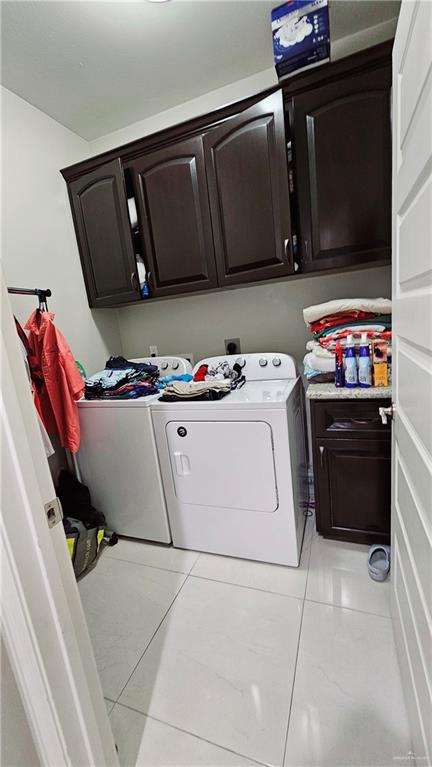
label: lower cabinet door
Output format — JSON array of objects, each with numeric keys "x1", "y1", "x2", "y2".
[{"x1": 314, "y1": 438, "x2": 391, "y2": 544}]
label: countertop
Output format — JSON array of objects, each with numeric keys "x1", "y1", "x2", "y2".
[{"x1": 306, "y1": 383, "x2": 392, "y2": 400}]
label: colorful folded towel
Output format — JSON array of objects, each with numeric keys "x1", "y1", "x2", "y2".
[{"x1": 303, "y1": 298, "x2": 392, "y2": 326}]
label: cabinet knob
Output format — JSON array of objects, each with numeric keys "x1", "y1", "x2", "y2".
[
  {"x1": 319, "y1": 445, "x2": 325, "y2": 468},
  {"x1": 130, "y1": 271, "x2": 139, "y2": 292}
]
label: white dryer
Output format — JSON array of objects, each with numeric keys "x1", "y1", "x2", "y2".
[
  {"x1": 151, "y1": 353, "x2": 308, "y2": 566},
  {"x1": 76, "y1": 356, "x2": 192, "y2": 543}
]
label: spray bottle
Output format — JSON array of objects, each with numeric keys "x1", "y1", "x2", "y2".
[
  {"x1": 358, "y1": 332, "x2": 372, "y2": 387},
  {"x1": 344, "y1": 334, "x2": 358, "y2": 388}
]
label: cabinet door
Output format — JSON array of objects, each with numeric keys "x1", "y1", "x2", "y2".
[
  {"x1": 314, "y1": 438, "x2": 391, "y2": 544},
  {"x1": 204, "y1": 91, "x2": 293, "y2": 286},
  {"x1": 130, "y1": 136, "x2": 217, "y2": 296},
  {"x1": 68, "y1": 159, "x2": 140, "y2": 307},
  {"x1": 293, "y1": 65, "x2": 391, "y2": 272}
]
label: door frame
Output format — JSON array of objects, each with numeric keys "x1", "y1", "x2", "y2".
[{"x1": 1, "y1": 273, "x2": 119, "y2": 766}]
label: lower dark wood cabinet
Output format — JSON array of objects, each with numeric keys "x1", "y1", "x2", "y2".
[{"x1": 310, "y1": 398, "x2": 391, "y2": 544}]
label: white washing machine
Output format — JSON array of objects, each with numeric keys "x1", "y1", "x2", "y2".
[
  {"x1": 76, "y1": 356, "x2": 192, "y2": 542},
  {"x1": 151, "y1": 353, "x2": 308, "y2": 566}
]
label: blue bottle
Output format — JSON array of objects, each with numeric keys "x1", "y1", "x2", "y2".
[
  {"x1": 358, "y1": 332, "x2": 372, "y2": 387},
  {"x1": 344, "y1": 334, "x2": 358, "y2": 388}
]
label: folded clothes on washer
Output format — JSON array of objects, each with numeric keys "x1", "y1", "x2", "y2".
[
  {"x1": 159, "y1": 380, "x2": 231, "y2": 402},
  {"x1": 105, "y1": 356, "x2": 159, "y2": 376},
  {"x1": 194, "y1": 361, "x2": 242, "y2": 383},
  {"x1": 85, "y1": 356, "x2": 159, "y2": 399},
  {"x1": 156, "y1": 374, "x2": 193, "y2": 390},
  {"x1": 205, "y1": 361, "x2": 235, "y2": 381},
  {"x1": 85, "y1": 381, "x2": 159, "y2": 400}
]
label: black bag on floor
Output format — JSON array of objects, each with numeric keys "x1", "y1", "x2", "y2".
[{"x1": 57, "y1": 470, "x2": 118, "y2": 580}]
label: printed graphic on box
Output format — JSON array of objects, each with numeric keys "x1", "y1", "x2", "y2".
[{"x1": 272, "y1": 0, "x2": 330, "y2": 79}]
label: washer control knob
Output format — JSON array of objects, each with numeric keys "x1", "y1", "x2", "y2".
[
  {"x1": 235, "y1": 357, "x2": 246, "y2": 368},
  {"x1": 272, "y1": 357, "x2": 281, "y2": 367},
  {"x1": 160, "y1": 362, "x2": 169, "y2": 370},
  {"x1": 172, "y1": 361, "x2": 179, "y2": 370},
  {"x1": 259, "y1": 358, "x2": 268, "y2": 367}
]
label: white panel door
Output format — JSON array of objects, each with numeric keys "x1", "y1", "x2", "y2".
[
  {"x1": 166, "y1": 420, "x2": 278, "y2": 512},
  {"x1": 391, "y1": 3, "x2": 432, "y2": 764}
]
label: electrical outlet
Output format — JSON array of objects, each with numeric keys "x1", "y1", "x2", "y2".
[
  {"x1": 149, "y1": 345, "x2": 158, "y2": 357},
  {"x1": 225, "y1": 338, "x2": 241, "y2": 355}
]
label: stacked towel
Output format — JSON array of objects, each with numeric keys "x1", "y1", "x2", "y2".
[{"x1": 302, "y1": 298, "x2": 392, "y2": 382}]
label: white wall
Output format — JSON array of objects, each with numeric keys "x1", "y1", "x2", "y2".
[
  {"x1": 89, "y1": 17, "x2": 397, "y2": 156},
  {"x1": 89, "y1": 68, "x2": 277, "y2": 155},
  {"x1": 117, "y1": 266, "x2": 392, "y2": 368},
  {"x1": 1, "y1": 87, "x2": 121, "y2": 375}
]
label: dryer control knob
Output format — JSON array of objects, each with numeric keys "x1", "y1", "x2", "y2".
[
  {"x1": 172, "y1": 361, "x2": 179, "y2": 370},
  {"x1": 259, "y1": 358, "x2": 268, "y2": 367},
  {"x1": 272, "y1": 357, "x2": 281, "y2": 367},
  {"x1": 236, "y1": 357, "x2": 246, "y2": 368},
  {"x1": 160, "y1": 362, "x2": 169, "y2": 370}
]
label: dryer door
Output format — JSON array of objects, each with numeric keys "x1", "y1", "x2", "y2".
[{"x1": 166, "y1": 420, "x2": 278, "y2": 512}]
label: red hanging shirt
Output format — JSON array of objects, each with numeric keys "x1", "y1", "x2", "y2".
[{"x1": 24, "y1": 311, "x2": 84, "y2": 453}]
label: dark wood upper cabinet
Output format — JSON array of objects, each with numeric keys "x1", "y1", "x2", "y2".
[
  {"x1": 203, "y1": 91, "x2": 294, "y2": 286},
  {"x1": 61, "y1": 44, "x2": 393, "y2": 307},
  {"x1": 68, "y1": 159, "x2": 140, "y2": 307},
  {"x1": 129, "y1": 136, "x2": 217, "y2": 297},
  {"x1": 292, "y1": 63, "x2": 391, "y2": 272}
]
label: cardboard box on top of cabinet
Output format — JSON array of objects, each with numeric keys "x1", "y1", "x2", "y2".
[{"x1": 271, "y1": 0, "x2": 330, "y2": 80}]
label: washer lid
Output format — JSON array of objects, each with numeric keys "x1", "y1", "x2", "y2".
[
  {"x1": 77, "y1": 391, "x2": 162, "y2": 408},
  {"x1": 151, "y1": 379, "x2": 297, "y2": 410},
  {"x1": 194, "y1": 353, "x2": 297, "y2": 381}
]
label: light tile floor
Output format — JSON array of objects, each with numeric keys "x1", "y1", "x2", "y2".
[{"x1": 80, "y1": 516, "x2": 412, "y2": 767}]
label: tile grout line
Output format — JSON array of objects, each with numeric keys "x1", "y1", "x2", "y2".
[
  {"x1": 281, "y1": 596, "x2": 306, "y2": 767},
  {"x1": 111, "y1": 701, "x2": 271, "y2": 767},
  {"x1": 104, "y1": 552, "x2": 197, "y2": 577},
  {"x1": 188, "y1": 572, "x2": 306, "y2": 601},
  {"x1": 113, "y1": 571, "x2": 191, "y2": 705},
  {"x1": 281, "y1": 514, "x2": 314, "y2": 766},
  {"x1": 304, "y1": 596, "x2": 391, "y2": 620}
]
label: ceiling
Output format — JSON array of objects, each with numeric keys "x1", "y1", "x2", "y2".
[{"x1": 1, "y1": 0, "x2": 400, "y2": 141}]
